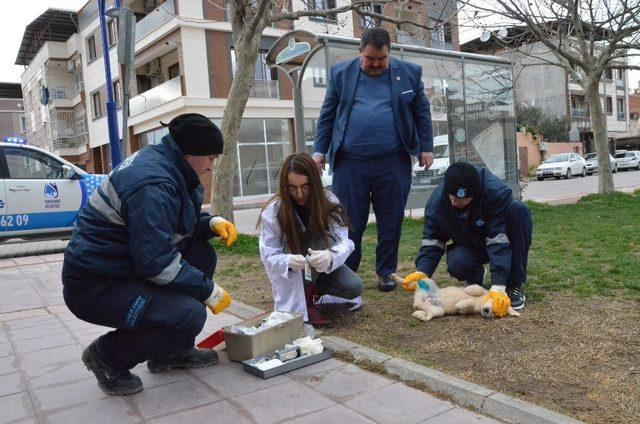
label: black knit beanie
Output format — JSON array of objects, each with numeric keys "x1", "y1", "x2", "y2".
[
  {"x1": 444, "y1": 162, "x2": 480, "y2": 198},
  {"x1": 162, "y1": 113, "x2": 223, "y2": 155}
]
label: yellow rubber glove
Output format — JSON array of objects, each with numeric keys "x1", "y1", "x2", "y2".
[
  {"x1": 402, "y1": 271, "x2": 428, "y2": 292},
  {"x1": 482, "y1": 286, "x2": 511, "y2": 318},
  {"x1": 209, "y1": 216, "x2": 238, "y2": 247},
  {"x1": 204, "y1": 284, "x2": 231, "y2": 314}
]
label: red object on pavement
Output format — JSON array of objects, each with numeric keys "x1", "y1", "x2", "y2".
[{"x1": 197, "y1": 329, "x2": 225, "y2": 349}]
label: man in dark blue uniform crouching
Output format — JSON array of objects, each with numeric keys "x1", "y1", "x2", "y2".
[
  {"x1": 404, "y1": 161, "x2": 532, "y2": 312},
  {"x1": 62, "y1": 114, "x2": 236, "y2": 395}
]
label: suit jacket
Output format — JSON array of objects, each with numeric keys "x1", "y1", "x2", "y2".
[{"x1": 313, "y1": 57, "x2": 433, "y2": 169}]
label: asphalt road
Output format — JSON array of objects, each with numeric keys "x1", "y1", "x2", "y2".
[{"x1": 521, "y1": 168, "x2": 640, "y2": 203}]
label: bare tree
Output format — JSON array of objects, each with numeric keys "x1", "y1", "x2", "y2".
[
  {"x1": 462, "y1": 0, "x2": 640, "y2": 195},
  {"x1": 209, "y1": 0, "x2": 460, "y2": 219}
]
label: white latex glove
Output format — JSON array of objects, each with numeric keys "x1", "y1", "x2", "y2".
[
  {"x1": 288, "y1": 254, "x2": 306, "y2": 272},
  {"x1": 307, "y1": 248, "x2": 333, "y2": 273}
]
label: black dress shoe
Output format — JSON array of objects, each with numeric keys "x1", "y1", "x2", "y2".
[
  {"x1": 377, "y1": 275, "x2": 397, "y2": 292},
  {"x1": 147, "y1": 348, "x2": 219, "y2": 373}
]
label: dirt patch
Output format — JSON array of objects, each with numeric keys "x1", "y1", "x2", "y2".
[{"x1": 217, "y1": 255, "x2": 640, "y2": 424}]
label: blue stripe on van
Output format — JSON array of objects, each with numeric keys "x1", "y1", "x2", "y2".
[{"x1": 1, "y1": 211, "x2": 79, "y2": 231}]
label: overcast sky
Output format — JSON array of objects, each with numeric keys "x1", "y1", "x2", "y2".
[
  {"x1": 3, "y1": 2, "x2": 638, "y2": 92},
  {"x1": 2, "y1": 1, "x2": 88, "y2": 83}
]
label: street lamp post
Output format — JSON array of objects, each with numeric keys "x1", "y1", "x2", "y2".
[{"x1": 98, "y1": 0, "x2": 122, "y2": 169}]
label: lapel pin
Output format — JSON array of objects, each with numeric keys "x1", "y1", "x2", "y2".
[{"x1": 396, "y1": 76, "x2": 401, "y2": 81}]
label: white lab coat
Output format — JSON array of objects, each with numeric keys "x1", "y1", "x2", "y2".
[{"x1": 259, "y1": 193, "x2": 358, "y2": 321}]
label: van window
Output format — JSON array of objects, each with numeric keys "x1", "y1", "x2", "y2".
[{"x1": 4, "y1": 148, "x2": 64, "y2": 179}]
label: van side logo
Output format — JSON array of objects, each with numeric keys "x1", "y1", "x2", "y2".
[{"x1": 44, "y1": 182, "x2": 59, "y2": 198}]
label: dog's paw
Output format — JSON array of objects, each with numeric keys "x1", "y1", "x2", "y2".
[
  {"x1": 412, "y1": 310, "x2": 432, "y2": 321},
  {"x1": 507, "y1": 307, "x2": 521, "y2": 317}
]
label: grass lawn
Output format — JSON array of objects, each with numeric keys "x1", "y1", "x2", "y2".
[{"x1": 213, "y1": 191, "x2": 640, "y2": 423}]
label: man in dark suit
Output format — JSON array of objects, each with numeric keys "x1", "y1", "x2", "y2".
[{"x1": 313, "y1": 27, "x2": 434, "y2": 292}]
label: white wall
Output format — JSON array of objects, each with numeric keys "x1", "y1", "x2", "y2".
[{"x1": 180, "y1": 26, "x2": 211, "y2": 97}]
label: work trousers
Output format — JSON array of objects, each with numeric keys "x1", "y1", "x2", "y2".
[
  {"x1": 332, "y1": 152, "x2": 412, "y2": 277},
  {"x1": 446, "y1": 200, "x2": 532, "y2": 286},
  {"x1": 62, "y1": 241, "x2": 216, "y2": 371}
]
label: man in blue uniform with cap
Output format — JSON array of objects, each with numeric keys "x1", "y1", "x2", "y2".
[
  {"x1": 62, "y1": 113, "x2": 237, "y2": 395},
  {"x1": 403, "y1": 162, "x2": 532, "y2": 312}
]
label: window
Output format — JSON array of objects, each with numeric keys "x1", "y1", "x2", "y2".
[
  {"x1": 308, "y1": 0, "x2": 337, "y2": 23},
  {"x1": 230, "y1": 48, "x2": 279, "y2": 98},
  {"x1": 360, "y1": 4, "x2": 382, "y2": 29},
  {"x1": 113, "y1": 80, "x2": 122, "y2": 108},
  {"x1": 617, "y1": 98, "x2": 625, "y2": 120},
  {"x1": 604, "y1": 68, "x2": 613, "y2": 80},
  {"x1": 107, "y1": 19, "x2": 118, "y2": 46},
  {"x1": 312, "y1": 67, "x2": 326, "y2": 87},
  {"x1": 605, "y1": 96, "x2": 613, "y2": 115},
  {"x1": 20, "y1": 116, "x2": 27, "y2": 133},
  {"x1": 168, "y1": 63, "x2": 180, "y2": 79},
  {"x1": 4, "y1": 148, "x2": 64, "y2": 179},
  {"x1": 430, "y1": 18, "x2": 453, "y2": 49},
  {"x1": 92, "y1": 91, "x2": 103, "y2": 119},
  {"x1": 87, "y1": 35, "x2": 97, "y2": 61}
]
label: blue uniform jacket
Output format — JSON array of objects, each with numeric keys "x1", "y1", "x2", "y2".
[
  {"x1": 313, "y1": 57, "x2": 433, "y2": 168},
  {"x1": 415, "y1": 167, "x2": 514, "y2": 285},
  {"x1": 64, "y1": 135, "x2": 215, "y2": 301}
]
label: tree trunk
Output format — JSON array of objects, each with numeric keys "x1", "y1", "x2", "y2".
[
  {"x1": 208, "y1": 32, "x2": 262, "y2": 221},
  {"x1": 584, "y1": 83, "x2": 614, "y2": 195}
]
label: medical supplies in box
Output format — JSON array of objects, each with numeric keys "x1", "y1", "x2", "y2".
[{"x1": 223, "y1": 311, "x2": 303, "y2": 362}]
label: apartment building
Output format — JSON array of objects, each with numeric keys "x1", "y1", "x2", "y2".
[
  {"x1": 17, "y1": 0, "x2": 460, "y2": 201},
  {"x1": 0, "y1": 83, "x2": 26, "y2": 143},
  {"x1": 462, "y1": 30, "x2": 630, "y2": 154}
]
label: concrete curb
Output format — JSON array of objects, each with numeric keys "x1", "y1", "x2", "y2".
[{"x1": 225, "y1": 302, "x2": 583, "y2": 424}]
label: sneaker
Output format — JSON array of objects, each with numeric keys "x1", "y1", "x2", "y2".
[
  {"x1": 377, "y1": 275, "x2": 397, "y2": 292},
  {"x1": 506, "y1": 284, "x2": 526, "y2": 310},
  {"x1": 82, "y1": 338, "x2": 143, "y2": 396},
  {"x1": 147, "y1": 348, "x2": 219, "y2": 373}
]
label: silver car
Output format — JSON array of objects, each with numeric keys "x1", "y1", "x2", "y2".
[
  {"x1": 614, "y1": 151, "x2": 640, "y2": 171},
  {"x1": 583, "y1": 153, "x2": 618, "y2": 175}
]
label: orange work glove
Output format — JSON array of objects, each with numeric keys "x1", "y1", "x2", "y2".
[
  {"x1": 482, "y1": 285, "x2": 511, "y2": 318},
  {"x1": 402, "y1": 271, "x2": 428, "y2": 292},
  {"x1": 209, "y1": 216, "x2": 238, "y2": 247}
]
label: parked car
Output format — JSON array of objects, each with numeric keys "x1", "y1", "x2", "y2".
[
  {"x1": 535, "y1": 153, "x2": 587, "y2": 180},
  {"x1": 583, "y1": 152, "x2": 618, "y2": 175},
  {"x1": 412, "y1": 135, "x2": 449, "y2": 185},
  {"x1": 0, "y1": 142, "x2": 106, "y2": 242},
  {"x1": 614, "y1": 150, "x2": 640, "y2": 171}
]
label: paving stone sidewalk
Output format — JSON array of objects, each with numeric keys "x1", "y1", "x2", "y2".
[{"x1": 0, "y1": 257, "x2": 499, "y2": 424}]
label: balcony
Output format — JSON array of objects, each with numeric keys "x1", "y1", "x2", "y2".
[
  {"x1": 250, "y1": 80, "x2": 279, "y2": 99},
  {"x1": 571, "y1": 108, "x2": 589, "y2": 119},
  {"x1": 617, "y1": 111, "x2": 626, "y2": 121},
  {"x1": 135, "y1": 0, "x2": 174, "y2": 43},
  {"x1": 48, "y1": 109, "x2": 87, "y2": 151},
  {"x1": 130, "y1": 76, "x2": 182, "y2": 116}
]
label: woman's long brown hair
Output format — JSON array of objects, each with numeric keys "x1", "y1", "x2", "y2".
[{"x1": 258, "y1": 153, "x2": 349, "y2": 254}]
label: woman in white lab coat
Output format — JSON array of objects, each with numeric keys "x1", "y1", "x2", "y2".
[{"x1": 258, "y1": 153, "x2": 363, "y2": 328}]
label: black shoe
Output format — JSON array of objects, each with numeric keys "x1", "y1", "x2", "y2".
[
  {"x1": 82, "y1": 338, "x2": 143, "y2": 396},
  {"x1": 147, "y1": 348, "x2": 219, "y2": 373},
  {"x1": 506, "y1": 284, "x2": 526, "y2": 310},
  {"x1": 377, "y1": 275, "x2": 397, "y2": 292}
]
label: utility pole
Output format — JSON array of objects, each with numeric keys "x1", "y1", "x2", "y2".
[{"x1": 98, "y1": 0, "x2": 122, "y2": 169}]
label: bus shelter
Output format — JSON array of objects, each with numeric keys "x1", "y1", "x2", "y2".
[{"x1": 266, "y1": 30, "x2": 519, "y2": 208}]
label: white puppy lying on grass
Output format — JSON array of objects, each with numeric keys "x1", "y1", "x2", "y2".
[{"x1": 392, "y1": 274, "x2": 521, "y2": 321}]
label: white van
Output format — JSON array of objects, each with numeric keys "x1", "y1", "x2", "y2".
[{"x1": 412, "y1": 135, "x2": 450, "y2": 185}]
